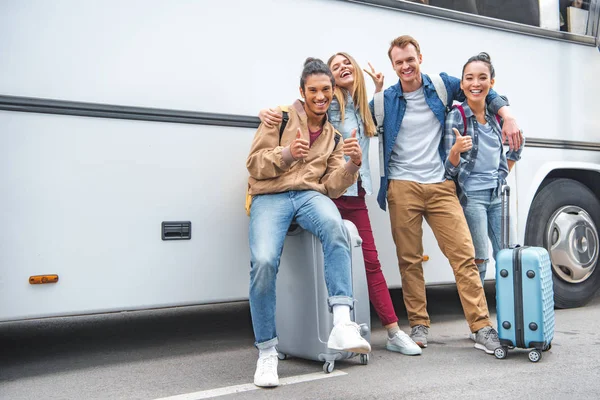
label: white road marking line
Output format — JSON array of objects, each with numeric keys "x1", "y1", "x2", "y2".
[{"x1": 153, "y1": 370, "x2": 348, "y2": 400}]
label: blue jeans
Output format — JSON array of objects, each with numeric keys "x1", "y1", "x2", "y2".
[
  {"x1": 248, "y1": 190, "x2": 354, "y2": 349},
  {"x1": 462, "y1": 189, "x2": 502, "y2": 286}
]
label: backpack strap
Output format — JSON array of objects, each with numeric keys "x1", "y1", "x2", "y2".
[
  {"x1": 430, "y1": 73, "x2": 448, "y2": 109},
  {"x1": 373, "y1": 92, "x2": 384, "y2": 135},
  {"x1": 333, "y1": 132, "x2": 341, "y2": 149},
  {"x1": 278, "y1": 106, "x2": 290, "y2": 144},
  {"x1": 453, "y1": 104, "x2": 502, "y2": 135},
  {"x1": 452, "y1": 104, "x2": 467, "y2": 136},
  {"x1": 373, "y1": 91, "x2": 385, "y2": 178}
]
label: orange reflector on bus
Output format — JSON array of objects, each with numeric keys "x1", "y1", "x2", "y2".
[
  {"x1": 29, "y1": 275, "x2": 59, "y2": 284},
  {"x1": 423, "y1": 255, "x2": 430, "y2": 262}
]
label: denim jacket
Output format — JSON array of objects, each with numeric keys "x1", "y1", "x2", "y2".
[
  {"x1": 328, "y1": 95, "x2": 372, "y2": 196},
  {"x1": 443, "y1": 102, "x2": 523, "y2": 206},
  {"x1": 370, "y1": 73, "x2": 508, "y2": 211}
]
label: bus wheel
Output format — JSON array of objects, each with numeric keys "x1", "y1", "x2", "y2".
[{"x1": 525, "y1": 178, "x2": 600, "y2": 308}]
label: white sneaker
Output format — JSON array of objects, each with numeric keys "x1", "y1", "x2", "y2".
[
  {"x1": 253, "y1": 354, "x2": 279, "y2": 388},
  {"x1": 327, "y1": 322, "x2": 371, "y2": 354},
  {"x1": 386, "y1": 330, "x2": 422, "y2": 355}
]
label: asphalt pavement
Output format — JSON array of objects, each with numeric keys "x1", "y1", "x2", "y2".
[{"x1": 1, "y1": 285, "x2": 599, "y2": 400}]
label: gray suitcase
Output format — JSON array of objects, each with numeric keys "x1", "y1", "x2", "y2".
[{"x1": 275, "y1": 220, "x2": 371, "y2": 373}]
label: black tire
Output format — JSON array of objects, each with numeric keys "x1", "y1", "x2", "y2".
[
  {"x1": 525, "y1": 178, "x2": 600, "y2": 308},
  {"x1": 360, "y1": 353, "x2": 369, "y2": 365}
]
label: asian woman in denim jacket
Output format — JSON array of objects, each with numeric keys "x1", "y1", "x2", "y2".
[
  {"x1": 258, "y1": 52, "x2": 422, "y2": 356},
  {"x1": 443, "y1": 52, "x2": 524, "y2": 286}
]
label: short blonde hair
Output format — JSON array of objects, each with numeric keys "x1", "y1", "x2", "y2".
[{"x1": 388, "y1": 35, "x2": 421, "y2": 61}]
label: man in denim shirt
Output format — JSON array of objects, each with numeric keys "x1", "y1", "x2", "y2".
[{"x1": 371, "y1": 35, "x2": 523, "y2": 354}]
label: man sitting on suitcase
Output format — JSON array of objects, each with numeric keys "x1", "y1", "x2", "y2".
[{"x1": 246, "y1": 57, "x2": 371, "y2": 388}]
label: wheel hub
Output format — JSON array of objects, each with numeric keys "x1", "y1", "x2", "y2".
[{"x1": 546, "y1": 206, "x2": 599, "y2": 284}]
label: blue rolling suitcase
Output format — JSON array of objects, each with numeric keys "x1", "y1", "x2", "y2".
[{"x1": 495, "y1": 186, "x2": 555, "y2": 362}]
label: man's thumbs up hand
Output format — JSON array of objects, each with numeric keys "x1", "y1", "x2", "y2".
[{"x1": 290, "y1": 128, "x2": 309, "y2": 160}]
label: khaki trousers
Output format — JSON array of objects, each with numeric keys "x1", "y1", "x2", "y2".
[{"x1": 387, "y1": 179, "x2": 491, "y2": 333}]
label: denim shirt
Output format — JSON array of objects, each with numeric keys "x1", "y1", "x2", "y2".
[
  {"x1": 370, "y1": 73, "x2": 509, "y2": 211},
  {"x1": 443, "y1": 102, "x2": 524, "y2": 206},
  {"x1": 328, "y1": 95, "x2": 372, "y2": 197}
]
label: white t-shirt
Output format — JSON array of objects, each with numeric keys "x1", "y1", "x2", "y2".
[{"x1": 388, "y1": 87, "x2": 446, "y2": 184}]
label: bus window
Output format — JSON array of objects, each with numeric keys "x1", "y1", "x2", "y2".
[
  {"x1": 413, "y1": 0, "x2": 599, "y2": 36},
  {"x1": 560, "y1": 0, "x2": 593, "y2": 34},
  {"x1": 425, "y1": 0, "x2": 540, "y2": 26}
]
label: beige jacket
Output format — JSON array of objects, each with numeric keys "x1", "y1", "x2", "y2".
[{"x1": 247, "y1": 100, "x2": 359, "y2": 199}]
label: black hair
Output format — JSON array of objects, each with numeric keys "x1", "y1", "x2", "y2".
[
  {"x1": 300, "y1": 57, "x2": 335, "y2": 90},
  {"x1": 461, "y1": 52, "x2": 495, "y2": 79}
]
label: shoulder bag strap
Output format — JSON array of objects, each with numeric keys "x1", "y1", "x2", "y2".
[
  {"x1": 452, "y1": 104, "x2": 467, "y2": 136},
  {"x1": 373, "y1": 92, "x2": 385, "y2": 178}
]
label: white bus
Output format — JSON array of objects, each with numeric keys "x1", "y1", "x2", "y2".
[{"x1": 1, "y1": 0, "x2": 599, "y2": 322}]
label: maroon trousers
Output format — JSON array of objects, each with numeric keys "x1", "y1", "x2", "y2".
[{"x1": 332, "y1": 183, "x2": 398, "y2": 326}]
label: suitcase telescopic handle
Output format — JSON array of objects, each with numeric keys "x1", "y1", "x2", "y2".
[{"x1": 501, "y1": 185, "x2": 510, "y2": 249}]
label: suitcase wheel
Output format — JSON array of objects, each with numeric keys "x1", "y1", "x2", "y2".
[
  {"x1": 543, "y1": 343, "x2": 552, "y2": 352},
  {"x1": 360, "y1": 353, "x2": 369, "y2": 365},
  {"x1": 323, "y1": 361, "x2": 335, "y2": 374},
  {"x1": 528, "y1": 349, "x2": 542, "y2": 363},
  {"x1": 494, "y1": 347, "x2": 508, "y2": 360},
  {"x1": 277, "y1": 352, "x2": 287, "y2": 360}
]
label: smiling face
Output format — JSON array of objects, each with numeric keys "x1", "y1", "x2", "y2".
[
  {"x1": 461, "y1": 61, "x2": 495, "y2": 104},
  {"x1": 390, "y1": 44, "x2": 422, "y2": 92},
  {"x1": 299, "y1": 73, "x2": 333, "y2": 119},
  {"x1": 328, "y1": 54, "x2": 355, "y2": 91}
]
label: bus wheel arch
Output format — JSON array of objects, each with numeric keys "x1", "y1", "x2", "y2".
[{"x1": 525, "y1": 176, "x2": 600, "y2": 309}]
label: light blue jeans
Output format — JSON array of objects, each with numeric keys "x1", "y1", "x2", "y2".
[
  {"x1": 249, "y1": 190, "x2": 354, "y2": 349},
  {"x1": 462, "y1": 189, "x2": 502, "y2": 286}
]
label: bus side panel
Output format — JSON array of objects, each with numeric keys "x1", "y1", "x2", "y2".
[{"x1": 0, "y1": 111, "x2": 254, "y2": 321}]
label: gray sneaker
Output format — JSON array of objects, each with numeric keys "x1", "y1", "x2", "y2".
[
  {"x1": 474, "y1": 326, "x2": 501, "y2": 354},
  {"x1": 409, "y1": 325, "x2": 429, "y2": 348}
]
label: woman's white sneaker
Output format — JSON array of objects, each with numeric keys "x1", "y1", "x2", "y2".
[
  {"x1": 327, "y1": 322, "x2": 371, "y2": 354},
  {"x1": 386, "y1": 330, "x2": 422, "y2": 355},
  {"x1": 253, "y1": 354, "x2": 279, "y2": 388}
]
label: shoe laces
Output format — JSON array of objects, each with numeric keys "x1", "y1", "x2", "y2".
[
  {"x1": 341, "y1": 321, "x2": 361, "y2": 334},
  {"x1": 258, "y1": 355, "x2": 277, "y2": 373},
  {"x1": 393, "y1": 331, "x2": 412, "y2": 343},
  {"x1": 411, "y1": 325, "x2": 428, "y2": 335},
  {"x1": 481, "y1": 327, "x2": 499, "y2": 341}
]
